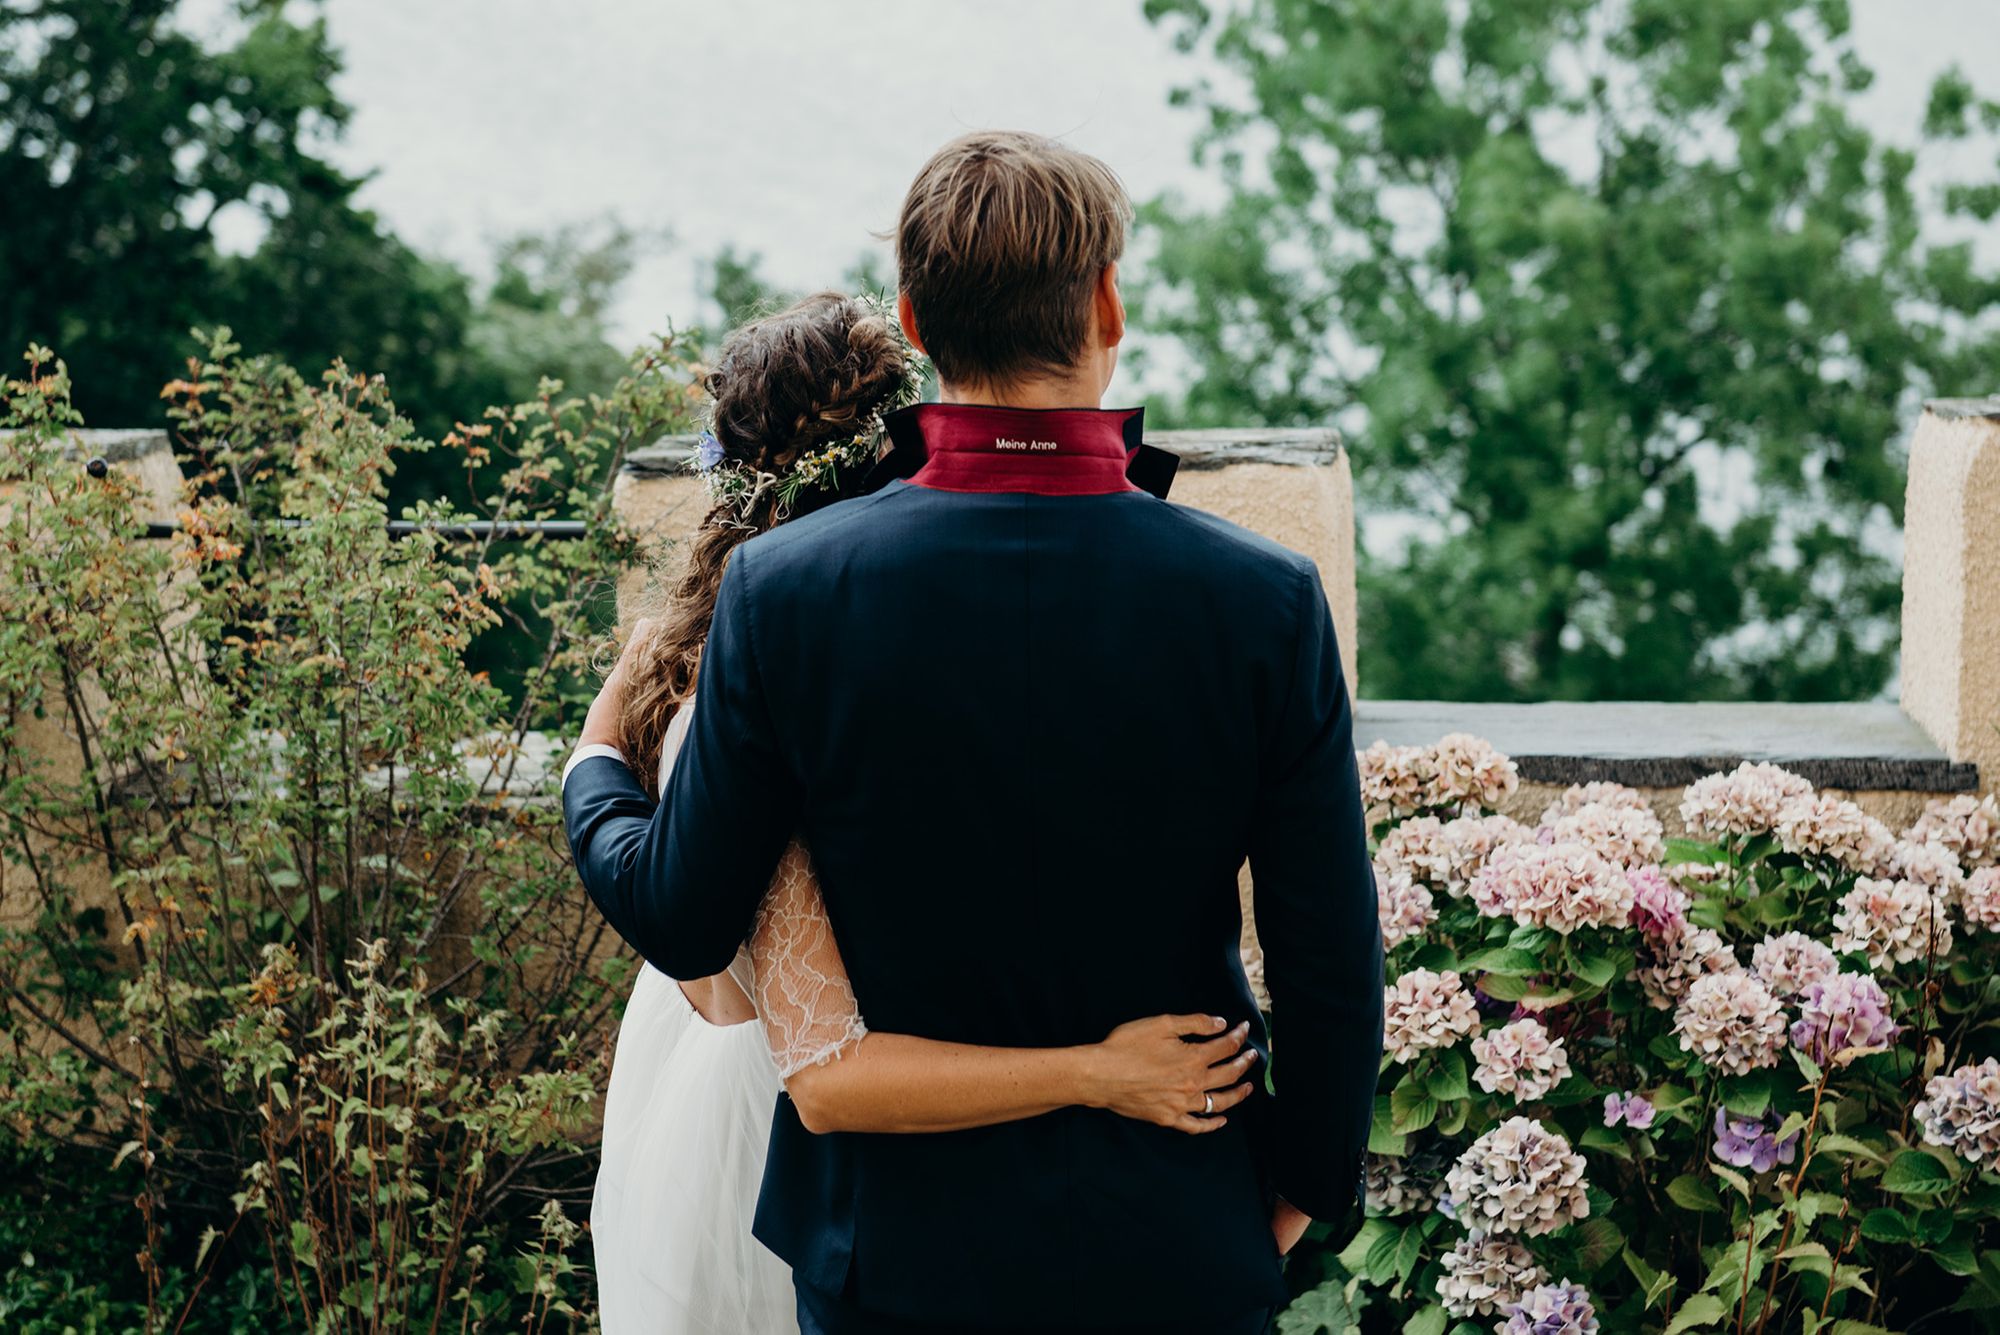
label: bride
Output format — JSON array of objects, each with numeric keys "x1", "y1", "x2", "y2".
[{"x1": 574, "y1": 292, "x2": 1261, "y2": 1334}]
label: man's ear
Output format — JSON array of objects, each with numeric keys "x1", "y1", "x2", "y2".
[
  {"x1": 897, "y1": 292, "x2": 928, "y2": 356},
  {"x1": 1096, "y1": 263, "x2": 1126, "y2": 351}
]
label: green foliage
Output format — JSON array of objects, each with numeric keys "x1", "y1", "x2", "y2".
[
  {"x1": 1317, "y1": 747, "x2": 2000, "y2": 1331},
  {"x1": 0, "y1": 0, "x2": 643, "y2": 507},
  {"x1": 0, "y1": 335, "x2": 697, "y2": 1329},
  {"x1": 1136, "y1": 0, "x2": 2000, "y2": 702},
  {"x1": 0, "y1": 0, "x2": 348, "y2": 426}
]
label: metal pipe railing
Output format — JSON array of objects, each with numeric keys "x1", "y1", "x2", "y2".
[
  {"x1": 134, "y1": 519, "x2": 593, "y2": 542},
  {"x1": 85, "y1": 457, "x2": 594, "y2": 542}
]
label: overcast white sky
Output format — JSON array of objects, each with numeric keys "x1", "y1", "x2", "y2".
[
  {"x1": 276, "y1": 0, "x2": 1998, "y2": 368},
  {"x1": 305, "y1": 0, "x2": 1217, "y2": 358}
]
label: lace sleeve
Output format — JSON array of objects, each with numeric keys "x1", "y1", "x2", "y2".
[{"x1": 750, "y1": 840, "x2": 869, "y2": 1079}]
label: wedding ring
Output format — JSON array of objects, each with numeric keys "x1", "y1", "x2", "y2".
[{"x1": 1203, "y1": 1092, "x2": 1214, "y2": 1116}]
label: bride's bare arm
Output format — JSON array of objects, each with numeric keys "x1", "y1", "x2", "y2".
[{"x1": 752, "y1": 843, "x2": 1259, "y2": 1136}]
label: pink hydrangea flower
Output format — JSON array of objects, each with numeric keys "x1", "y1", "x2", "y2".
[
  {"x1": 1383, "y1": 968, "x2": 1481, "y2": 1062},
  {"x1": 1963, "y1": 868, "x2": 2000, "y2": 934},
  {"x1": 1444, "y1": 1118, "x2": 1590, "y2": 1236},
  {"x1": 1889, "y1": 839, "x2": 1968, "y2": 905},
  {"x1": 1832, "y1": 878, "x2": 1953, "y2": 969},
  {"x1": 1377, "y1": 866, "x2": 1438, "y2": 950},
  {"x1": 1626, "y1": 865, "x2": 1689, "y2": 938},
  {"x1": 1539, "y1": 802, "x2": 1664, "y2": 870},
  {"x1": 1636, "y1": 923, "x2": 1737, "y2": 1010},
  {"x1": 1751, "y1": 932, "x2": 1839, "y2": 999},
  {"x1": 1916, "y1": 1057, "x2": 2000, "y2": 1163},
  {"x1": 1905, "y1": 794, "x2": 2000, "y2": 871},
  {"x1": 1364, "y1": 1146, "x2": 1450, "y2": 1216},
  {"x1": 1472, "y1": 841, "x2": 1634, "y2": 936},
  {"x1": 1775, "y1": 792, "x2": 1898, "y2": 874},
  {"x1": 1358, "y1": 741, "x2": 1431, "y2": 817},
  {"x1": 1440, "y1": 1239, "x2": 1544, "y2": 1319},
  {"x1": 1680, "y1": 763, "x2": 1814, "y2": 840},
  {"x1": 1438, "y1": 813, "x2": 1536, "y2": 898},
  {"x1": 1426, "y1": 733, "x2": 1519, "y2": 810},
  {"x1": 1472, "y1": 1018, "x2": 1572, "y2": 1102},
  {"x1": 1438, "y1": 1235, "x2": 1547, "y2": 1318},
  {"x1": 1673, "y1": 971, "x2": 1787, "y2": 1076},
  {"x1": 1377, "y1": 816, "x2": 1450, "y2": 886},
  {"x1": 1539, "y1": 781, "x2": 1651, "y2": 823}
]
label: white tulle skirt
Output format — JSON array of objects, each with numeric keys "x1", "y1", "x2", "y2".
[{"x1": 593, "y1": 964, "x2": 798, "y2": 1335}]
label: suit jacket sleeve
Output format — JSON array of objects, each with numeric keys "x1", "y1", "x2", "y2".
[
  {"x1": 1248, "y1": 562, "x2": 1384, "y2": 1229},
  {"x1": 563, "y1": 548, "x2": 801, "y2": 979}
]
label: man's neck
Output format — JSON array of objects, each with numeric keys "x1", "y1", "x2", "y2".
[{"x1": 937, "y1": 372, "x2": 1105, "y2": 411}]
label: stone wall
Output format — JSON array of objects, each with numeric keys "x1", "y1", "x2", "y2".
[{"x1": 0, "y1": 429, "x2": 182, "y2": 917}]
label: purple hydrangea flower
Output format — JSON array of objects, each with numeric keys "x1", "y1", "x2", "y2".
[
  {"x1": 1789, "y1": 971, "x2": 1900, "y2": 1067},
  {"x1": 1603, "y1": 1091, "x2": 1656, "y2": 1130},
  {"x1": 694, "y1": 431, "x2": 725, "y2": 470},
  {"x1": 1502, "y1": 1278, "x2": 1600, "y2": 1334},
  {"x1": 1712, "y1": 1108, "x2": 1799, "y2": 1173}
]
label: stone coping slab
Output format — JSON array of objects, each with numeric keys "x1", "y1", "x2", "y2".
[
  {"x1": 113, "y1": 701, "x2": 1974, "y2": 808},
  {"x1": 1926, "y1": 396, "x2": 2000, "y2": 421},
  {"x1": 1357, "y1": 700, "x2": 1977, "y2": 792}
]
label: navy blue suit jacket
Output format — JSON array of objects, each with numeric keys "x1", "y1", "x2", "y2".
[{"x1": 564, "y1": 405, "x2": 1382, "y2": 1327}]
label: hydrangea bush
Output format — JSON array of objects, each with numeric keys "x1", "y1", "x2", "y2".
[{"x1": 1281, "y1": 738, "x2": 2000, "y2": 1334}]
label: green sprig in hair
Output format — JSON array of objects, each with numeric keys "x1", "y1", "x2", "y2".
[{"x1": 689, "y1": 294, "x2": 929, "y2": 522}]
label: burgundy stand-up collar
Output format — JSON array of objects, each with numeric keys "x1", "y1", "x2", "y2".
[{"x1": 897, "y1": 403, "x2": 1146, "y2": 496}]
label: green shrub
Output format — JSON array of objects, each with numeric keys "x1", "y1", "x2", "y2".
[{"x1": 0, "y1": 334, "x2": 692, "y2": 1331}]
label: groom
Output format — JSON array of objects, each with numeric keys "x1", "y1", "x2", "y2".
[{"x1": 566, "y1": 131, "x2": 1382, "y2": 1333}]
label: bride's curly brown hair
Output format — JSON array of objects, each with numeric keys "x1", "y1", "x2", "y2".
[{"x1": 617, "y1": 291, "x2": 909, "y2": 795}]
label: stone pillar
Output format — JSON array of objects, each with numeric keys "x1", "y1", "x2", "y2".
[
  {"x1": 614, "y1": 426, "x2": 1359, "y2": 690},
  {"x1": 1156, "y1": 429, "x2": 1357, "y2": 695},
  {"x1": 1901, "y1": 397, "x2": 2000, "y2": 792}
]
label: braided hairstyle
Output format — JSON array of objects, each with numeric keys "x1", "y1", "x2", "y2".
[{"x1": 617, "y1": 291, "x2": 909, "y2": 794}]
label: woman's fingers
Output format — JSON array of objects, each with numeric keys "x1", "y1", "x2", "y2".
[
  {"x1": 1163, "y1": 1013, "x2": 1229, "y2": 1037},
  {"x1": 1165, "y1": 1080, "x2": 1255, "y2": 1135},
  {"x1": 1199, "y1": 1024, "x2": 1254, "y2": 1069},
  {"x1": 1173, "y1": 1113, "x2": 1228, "y2": 1134},
  {"x1": 1205, "y1": 1080, "x2": 1255, "y2": 1115},
  {"x1": 1207, "y1": 1045, "x2": 1260, "y2": 1084}
]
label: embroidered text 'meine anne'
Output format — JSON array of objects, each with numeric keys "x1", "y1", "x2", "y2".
[{"x1": 898, "y1": 403, "x2": 1145, "y2": 496}]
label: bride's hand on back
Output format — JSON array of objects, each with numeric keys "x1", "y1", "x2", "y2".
[{"x1": 1081, "y1": 1015, "x2": 1259, "y2": 1134}]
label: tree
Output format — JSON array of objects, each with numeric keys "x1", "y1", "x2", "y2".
[
  {"x1": 466, "y1": 218, "x2": 653, "y2": 409},
  {"x1": 1136, "y1": 0, "x2": 2000, "y2": 701},
  {"x1": 0, "y1": 0, "x2": 354, "y2": 425},
  {"x1": 0, "y1": 0, "x2": 640, "y2": 505}
]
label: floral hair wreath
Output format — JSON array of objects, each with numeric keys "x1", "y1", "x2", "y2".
[{"x1": 689, "y1": 294, "x2": 929, "y2": 524}]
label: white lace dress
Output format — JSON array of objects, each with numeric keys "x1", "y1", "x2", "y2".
[{"x1": 592, "y1": 698, "x2": 868, "y2": 1335}]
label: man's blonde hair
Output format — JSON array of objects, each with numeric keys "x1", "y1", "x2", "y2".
[{"x1": 895, "y1": 131, "x2": 1132, "y2": 387}]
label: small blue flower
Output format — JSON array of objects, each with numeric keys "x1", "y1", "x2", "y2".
[{"x1": 694, "y1": 431, "x2": 725, "y2": 470}]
